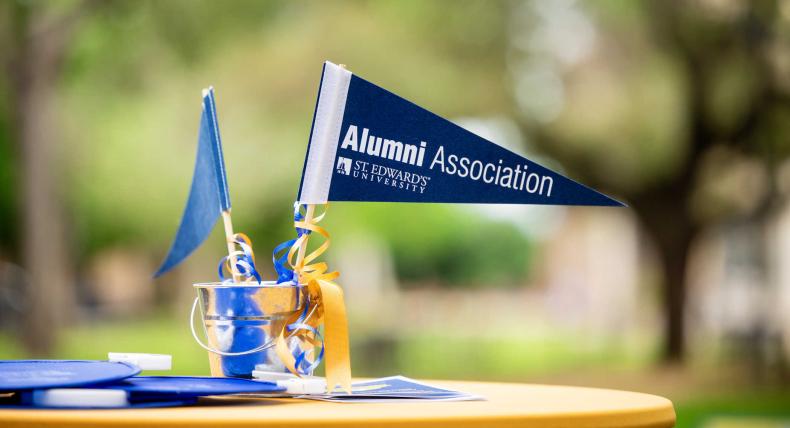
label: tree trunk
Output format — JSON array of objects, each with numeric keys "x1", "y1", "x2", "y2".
[
  {"x1": 10, "y1": 3, "x2": 76, "y2": 355},
  {"x1": 631, "y1": 182, "x2": 697, "y2": 363},
  {"x1": 654, "y1": 227, "x2": 693, "y2": 362}
]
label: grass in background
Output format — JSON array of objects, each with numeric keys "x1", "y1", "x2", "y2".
[
  {"x1": 2, "y1": 318, "x2": 790, "y2": 426},
  {"x1": 391, "y1": 333, "x2": 654, "y2": 380},
  {"x1": 0, "y1": 315, "x2": 210, "y2": 376},
  {"x1": 675, "y1": 393, "x2": 790, "y2": 428}
]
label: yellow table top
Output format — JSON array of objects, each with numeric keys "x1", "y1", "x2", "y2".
[{"x1": 0, "y1": 380, "x2": 676, "y2": 428}]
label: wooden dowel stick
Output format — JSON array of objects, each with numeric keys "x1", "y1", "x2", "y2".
[{"x1": 222, "y1": 209, "x2": 241, "y2": 283}]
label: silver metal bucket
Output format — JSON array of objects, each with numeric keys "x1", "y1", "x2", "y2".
[{"x1": 190, "y1": 282, "x2": 307, "y2": 378}]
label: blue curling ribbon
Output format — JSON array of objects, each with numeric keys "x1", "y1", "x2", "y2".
[
  {"x1": 272, "y1": 238, "x2": 297, "y2": 284},
  {"x1": 287, "y1": 300, "x2": 324, "y2": 375},
  {"x1": 218, "y1": 234, "x2": 262, "y2": 284},
  {"x1": 272, "y1": 203, "x2": 312, "y2": 284},
  {"x1": 293, "y1": 203, "x2": 312, "y2": 237}
]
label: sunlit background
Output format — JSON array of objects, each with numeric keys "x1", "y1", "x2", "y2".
[{"x1": 2, "y1": 0, "x2": 790, "y2": 426}]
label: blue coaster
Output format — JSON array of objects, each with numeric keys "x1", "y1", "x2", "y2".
[
  {"x1": 0, "y1": 360, "x2": 141, "y2": 392},
  {"x1": 1, "y1": 396, "x2": 198, "y2": 409},
  {"x1": 106, "y1": 376, "x2": 283, "y2": 400}
]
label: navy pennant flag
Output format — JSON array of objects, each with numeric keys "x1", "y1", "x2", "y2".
[
  {"x1": 297, "y1": 62, "x2": 623, "y2": 207},
  {"x1": 155, "y1": 87, "x2": 232, "y2": 277}
]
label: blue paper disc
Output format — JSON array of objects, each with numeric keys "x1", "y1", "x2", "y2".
[
  {"x1": 0, "y1": 360, "x2": 141, "y2": 392},
  {"x1": 2, "y1": 393, "x2": 198, "y2": 409},
  {"x1": 106, "y1": 376, "x2": 283, "y2": 400}
]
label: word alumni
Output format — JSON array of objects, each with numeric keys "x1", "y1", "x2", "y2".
[{"x1": 340, "y1": 124, "x2": 427, "y2": 166}]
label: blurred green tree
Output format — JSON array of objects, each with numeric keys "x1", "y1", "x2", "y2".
[
  {"x1": 0, "y1": 0, "x2": 287, "y2": 354},
  {"x1": 511, "y1": 0, "x2": 790, "y2": 362},
  {"x1": 1, "y1": 0, "x2": 96, "y2": 355},
  {"x1": 0, "y1": 0, "x2": 516, "y2": 354}
]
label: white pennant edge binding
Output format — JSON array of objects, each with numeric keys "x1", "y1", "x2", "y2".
[{"x1": 299, "y1": 61, "x2": 352, "y2": 205}]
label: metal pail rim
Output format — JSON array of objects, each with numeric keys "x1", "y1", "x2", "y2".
[{"x1": 193, "y1": 281, "x2": 306, "y2": 289}]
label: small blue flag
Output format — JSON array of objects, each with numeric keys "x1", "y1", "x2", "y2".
[
  {"x1": 297, "y1": 62, "x2": 623, "y2": 207},
  {"x1": 155, "y1": 87, "x2": 231, "y2": 277}
]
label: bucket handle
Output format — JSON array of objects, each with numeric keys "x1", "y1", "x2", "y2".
[{"x1": 189, "y1": 296, "x2": 317, "y2": 357}]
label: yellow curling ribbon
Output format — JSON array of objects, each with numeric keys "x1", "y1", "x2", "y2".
[{"x1": 274, "y1": 204, "x2": 352, "y2": 393}]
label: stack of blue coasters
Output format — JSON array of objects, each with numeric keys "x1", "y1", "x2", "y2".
[{"x1": 0, "y1": 360, "x2": 283, "y2": 409}]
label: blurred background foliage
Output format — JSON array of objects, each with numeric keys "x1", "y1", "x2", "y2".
[{"x1": 1, "y1": 0, "x2": 790, "y2": 426}]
